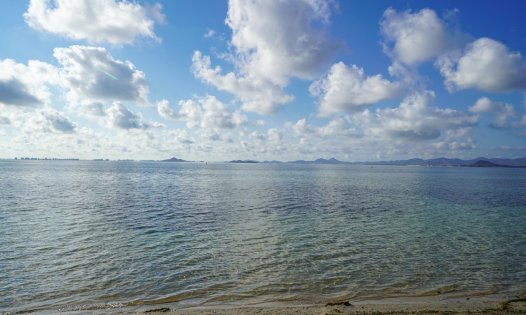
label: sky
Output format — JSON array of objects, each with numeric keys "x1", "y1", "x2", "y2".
[{"x1": 1, "y1": 0, "x2": 526, "y2": 161}]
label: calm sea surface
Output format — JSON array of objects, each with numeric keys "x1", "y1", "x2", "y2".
[{"x1": 1, "y1": 161, "x2": 525, "y2": 313}]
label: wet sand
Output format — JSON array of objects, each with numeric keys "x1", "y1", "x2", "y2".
[{"x1": 136, "y1": 294, "x2": 526, "y2": 314}]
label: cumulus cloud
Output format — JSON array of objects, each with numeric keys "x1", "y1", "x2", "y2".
[
  {"x1": 81, "y1": 101, "x2": 107, "y2": 117},
  {"x1": 25, "y1": 109, "x2": 76, "y2": 133},
  {"x1": 24, "y1": 0, "x2": 163, "y2": 45},
  {"x1": 292, "y1": 118, "x2": 315, "y2": 136},
  {"x1": 0, "y1": 117, "x2": 11, "y2": 125},
  {"x1": 292, "y1": 117, "x2": 359, "y2": 138},
  {"x1": 381, "y1": 8, "x2": 453, "y2": 65},
  {"x1": 42, "y1": 110, "x2": 76, "y2": 132},
  {"x1": 107, "y1": 102, "x2": 149, "y2": 130},
  {"x1": 438, "y1": 38, "x2": 526, "y2": 92},
  {"x1": 469, "y1": 97, "x2": 516, "y2": 129},
  {"x1": 54, "y1": 45, "x2": 149, "y2": 105},
  {"x1": 310, "y1": 62, "x2": 402, "y2": 116},
  {"x1": 0, "y1": 59, "x2": 58, "y2": 107},
  {"x1": 193, "y1": 0, "x2": 338, "y2": 114},
  {"x1": 431, "y1": 127, "x2": 475, "y2": 151},
  {"x1": 157, "y1": 95, "x2": 248, "y2": 129},
  {"x1": 192, "y1": 52, "x2": 293, "y2": 115},
  {"x1": 0, "y1": 79, "x2": 40, "y2": 107},
  {"x1": 226, "y1": 0, "x2": 336, "y2": 84},
  {"x1": 353, "y1": 91, "x2": 477, "y2": 141},
  {"x1": 199, "y1": 96, "x2": 248, "y2": 129},
  {"x1": 157, "y1": 99, "x2": 178, "y2": 120}
]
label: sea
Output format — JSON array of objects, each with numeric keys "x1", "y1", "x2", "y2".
[{"x1": 1, "y1": 161, "x2": 525, "y2": 314}]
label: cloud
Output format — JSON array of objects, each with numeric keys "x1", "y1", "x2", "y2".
[
  {"x1": 381, "y1": 9, "x2": 526, "y2": 93},
  {"x1": 0, "y1": 117, "x2": 10, "y2": 125},
  {"x1": 227, "y1": 0, "x2": 336, "y2": 84},
  {"x1": 381, "y1": 8, "x2": 452, "y2": 65},
  {"x1": 431, "y1": 127, "x2": 475, "y2": 151},
  {"x1": 317, "y1": 118, "x2": 360, "y2": 138},
  {"x1": 353, "y1": 91, "x2": 477, "y2": 141},
  {"x1": 25, "y1": 109, "x2": 76, "y2": 133},
  {"x1": 310, "y1": 62, "x2": 402, "y2": 116},
  {"x1": 267, "y1": 128, "x2": 282, "y2": 142},
  {"x1": 157, "y1": 99, "x2": 178, "y2": 120},
  {"x1": 157, "y1": 95, "x2": 248, "y2": 129},
  {"x1": 291, "y1": 117, "x2": 359, "y2": 138},
  {"x1": 438, "y1": 38, "x2": 526, "y2": 92},
  {"x1": 107, "y1": 102, "x2": 149, "y2": 129},
  {"x1": 81, "y1": 101, "x2": 107, "y2": 117},
  {"x1": 199, "y1": 96, "x2": 248, "y2": 129},
  {"x1": 42, "y1": 110, "x2": 76, "y2": 132},
  {"x1": 54, "y1": 45, "x2": 149, "y2": 105},
  {"x1": 0, "y1": 59, "x2": 58, "y2": 107},
  {"x1": 292, "y1": 118, "x2": 315, "y2": 136},
  {"x1": 192, "y1": 52, "x2": 293, "y2": 115},
  {"x1": 24, "y1": 0, "x2": 163, "y2": 45},
  {"x1": 0, "y1": 79, "x2": 40, "y2": 107},
  {"x1": 469, "y1": 97, "x2": 495, "y2": 113},
  {"x1": 469, "y1": 97, "x2": 516, "y2": 129},
  {"x1": 203, "y1": 29, "x2": 216, "y2": 38},
  {"x1": 193, "y1": 0, "x2": 338, "y2": 114}
]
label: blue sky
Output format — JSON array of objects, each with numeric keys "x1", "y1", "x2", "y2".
[{"x1": 1, "y1": 0, "x2": 525, "y2": 161}]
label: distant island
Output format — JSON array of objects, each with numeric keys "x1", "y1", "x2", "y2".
[
  {"x1": 288, "y1": 158, "x2": 347, "y2": 164},
  {"x1": 357, "y1": 157, "x2": 526, "y2": 168},
  {"x1": 8, "y1": 156, "x2": 526, "y2": 168},
  {"x1": 160, "y1": 157, "x2": 189, "y2": 162},
  {"x1": 229, "y1": 160, "x2": 259, "y2": 163},
  {"x1": 243, "y1": 157, "x2": 526, "y2": 167},
  {"x1": 155, "y1": 156, "x2": 526, "y2": 167},
  {"x1": 264, "y1": 157, "x2": 526, "y2": 167}
]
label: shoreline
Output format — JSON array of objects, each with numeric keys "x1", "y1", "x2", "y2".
[
  {"x1": 131, "y1": 294, "x2": 526, "y2": 315},
  {"x1": 5, "y1": 291, "x2": 526, "y2": 314}
]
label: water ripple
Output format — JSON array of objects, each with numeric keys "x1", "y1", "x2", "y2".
[{"x1": 1, "y1": 161, "x2": 525, "y2": 313}]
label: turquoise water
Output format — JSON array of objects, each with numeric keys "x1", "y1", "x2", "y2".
[{"x1": 1, "y1": 161, "x2": 525, "y2": 313}]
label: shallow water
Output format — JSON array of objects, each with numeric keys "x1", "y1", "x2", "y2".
[{"x1": 1, "y1": 161, "x2": 525, "y2": 313}]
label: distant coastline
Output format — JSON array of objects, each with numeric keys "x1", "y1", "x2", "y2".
[
  {"x1": 12, "y1": 157, "x2": 79, "y2": 161},
  {"x1": 167, "y1": 156, "x2": 526, "y2": 167},
  {"x1": 6, "y1": 156, "x2": 526, "y2": 168}
]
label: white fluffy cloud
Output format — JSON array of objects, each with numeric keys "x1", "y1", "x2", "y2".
[
  {"x1": 107, "y1": 102, "x2": 150, "y2": 130},
  {"x1": 469, "y1": 97, "x2": 516, "y2": 129},
  {"x1": 25, "y1": 109, "x2": 76, "y2": 133},
  {"x1": 353, "y1": 91, "x2": 477, "y2": 140},
  {"x1": 226, "y1": 0, "x2": 336, "y2": 84},
  {"x1": 192, "y1": 52, "x2": 293, "y2": 115},
  {"x1": 54, "y1": 45, "x2": 149, "y2": 105},
  {"x1": 80, "y1": 101, "x2": 107, "y2": 117},
  {"x1": 438, "y1": 38, "x2": 526, "y2": 92},
  {"x1": 431, "y1": 127, "x2": 475, "y2": 152},
  {"x1": 157, "y1": 99, "x2": 178, "y2": 120},
  {"x1": 193, "y1": 0, "x2": 337, "y2": 114},
  {"x1": 381, "y1": 8, "x2": 452, "y2": 65},
  {"x1": 24, "y1": 0, "x2": 163, "y2": 45},
  {"x1": 292, "y1": 117, "x2": 359, "y2": 138},
  {"x1": 310, "y1": 62, "x2": 402, "y2": 116},
  {"x1": 157, "y1": 95, "x2": 248, "y2": 129},
  {"x1": 0, "y1": 59, "x2": 58, "y2": 107}
]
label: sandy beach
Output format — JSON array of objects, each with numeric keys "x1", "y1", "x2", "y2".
[{"x1": 135, "y1": 294, "x2": 526, "y2": 315}]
